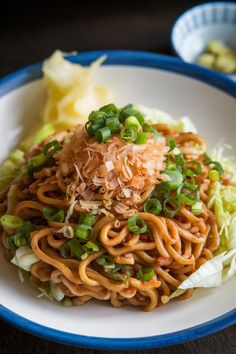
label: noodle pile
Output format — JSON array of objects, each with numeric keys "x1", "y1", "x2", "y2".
[{"x1": 0, "y1": 104, "x2": 231, "y2": 311}]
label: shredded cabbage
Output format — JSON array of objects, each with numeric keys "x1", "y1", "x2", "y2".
[
  {"x1": 0, "y1": 149, "x2": 25, "y2": 192},
  {"x1": 211, "y1": 142, "x2": 236, "y2": 182},
  {"x1": 207, "y1": 144, "x2": 236, "y2": 254},
  {"x1": 29, "y1": 123, "x2": 56, "y2": 147},
  {"x1": 179, "y1": 249, "x2": 236, "y2": 289},
  {"x1": 50, "y1": 283, "x2": 65, "y2": 301},
  {"x1": 42, "y1": 51, "x2": 113, "y2": 127},
  {"x1": 37, "y1": 282, "x2": 65, "y2": 302},
  {"x1": 171, "y1": 143, "x2": 236, "y2": 296},
  {"x1": 136, "y1": 105, "x2": 197, "y2": 133},
  {"x1": 11, "y1": 246, "x2": 40, "y2": 271}
]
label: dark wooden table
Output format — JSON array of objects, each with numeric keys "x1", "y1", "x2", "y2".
[{"x1": 0, "y1": 1, "x2": 235, "y2": 353}]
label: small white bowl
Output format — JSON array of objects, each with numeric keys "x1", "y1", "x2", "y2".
[{"x1": 171, "y1": 2, "x2": 236, "y2": 80}]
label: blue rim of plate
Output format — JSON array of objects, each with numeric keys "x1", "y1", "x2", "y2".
[
  {"x1": 0, "y1": 50, "x2": 236, "y2": 350},
  {"x1": 170, "y1": 1, "x2": 236, "y2": 59}
]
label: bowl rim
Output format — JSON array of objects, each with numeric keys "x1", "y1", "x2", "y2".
[
  {"x1": 0, "y1": 50, "x2": 236, "y2": 98},
  {"x1": 170, "y1": 1, "x2": 236, "y2": 59},
  {"x1": 0, "y1": 50, "x2": 236, "y2": 350},
  {"x1": 1, "y1": 304, "x2": 236, "y2": 350}
]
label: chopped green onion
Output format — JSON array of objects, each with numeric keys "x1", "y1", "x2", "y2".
[
  {"x1": 43, "y1": 140, "x2": 62, "y2": 156},
  {"x1": 204, "y1": 153, "x2": 224, "y2": 176},
  {"x1": 163, "y1": 198, "x2": 180, "y2": 217},
  {"x1": 109, "y1": 272, "x2": 129, "y2": 282},
  {"x1": 103, "y1": 263, "x2": 116, "y2": 269},
  {"x1": 28, "y1": 153, "x2": 48, "y2": 168},
  {"x1": 120, "y1": 127, "x2": 137, "y2": 142},
  {"x1": 166, "y1": 137, "x2": 176, "y2": 151},
  {"x1": 175, "y1": 153, "x2": 185, "y2": 166},
  {"x1": 164, "y1": 169, "x2": 183, "y2": 190},
  {"x1": 149, "y1": 127, "x2": 159, "y2": 135},
  {"x1": 109, "y1": 269, "x2": 131, "y2": 283},
  {"x1": 88, "y1": 110, "x2": 107, "y2": 121},
  {"x1": 74, "y1": 224, "x2": 92, "y2": 240},
  {"x1": 128, "y1": 216, "x2": 147, "y2": 234},
  {"x1": 95, "y1": 127, "x2": 111, "y2": 143},
  {"x1": 51, "y1": 210, "x2": 64, "y2": 223},
  {"x1": 177, "y1": 182, "x2": 196, "y2": 195},
  {"x1": 121, "y1": 103, "x2": 133, "y2": 110},
  {"x1": 96, "y1": 255, "x2": 132, "y2": 283},
  {"x1": 118, "y1": 106, "x2": 135, "y2": 123},
  {"x1": 183, "y1": 168, "x2": 195, "y2": 185},
  {"x1": 135, "y1": 132, "x2": 148, "y2": 145},
  {"x1": 60, "y1": 243, "x2": 71, "y2": 258},
  {"x1": 209, "y1": 170, "x2": 219, "y2": 181},
  {"x1": 7, "y1": 235, "x2": 17, "y2": 252},
  {"x1": 144, "y1": 198, "x2": 162, "y2": 215},
  {"x1": 172, "y1": 147, "x2": 181, "y2": 155},
  {"x1": 79, "y1": 214, "x2": 96, "y2": 226},
  {"x1": 143, "y1": 124, "x2": 159, "y2": 136},
  {"x1": 99, "y1": 103, "x2": 119, "y2": 115},
  {"x1": 119, "y1": 106, "x2": 144, "y2": 125},
  {"x1": 26, "y1": 164, "x2": 36, "y2": 176},
  {"x1": 184, "y1": 161, "x2": 202, "y2": 175},
  {"x1": 13, "y1": 233, "x2": 27, "y2": 247},
  {"x1": 125, "y1": 116, "x2": 142, "y2": 131},
  {"x1": 43, "y1": 207, "x2": 65, "y2": 222},
  {"x1": 142, "y1": 123, "x2": 150, "y2": 131},
  {"x1": 86, "y1": 118, "x2": 105, "y2": 136},
  {"x1": 27, "y1": 140, "x2": 61, "y2": 176},
  {"x1": 61, "y1": 239, "x2": 98, "y2": 260},
  {"x1": 105, "y1": 116, "x2": 120, "y2": 133},
  {"x1": 68, "y1": 239, "x2": 85, "y2": 259},
  {"x1": 27, "y1": 152, "x2": 49, "y2": 174},
  {"x1": 136, "y1": 266, "x2": 155, "y2": 281},
  {"x1": 96, "y1": 256, "x2": 106, "y2": 266},
  {"x1": 208, "y1": 161, "x2": 224, "y2": 175},
  {"x1": 177, "y1": 182, "x2": 200, "y2": 206},
  {"x1": 192, "y1": 201, "x2": 202, "y2": 215},
  {"x1": 166, "y1": 163, "x2": 176, "y2": 170},
  {"x1": 96, "y1": 255, "x2": 115, "y2": 268},
  {"x1": 203, "y1": 153, "x2": 212, "y2": 164},
  {"x1": 0, "y1": 214, "x2": 23, "y2": 229},
  {"x1": 108, "y1": 264, "x2": 132, "y2": 283},
  {"x1": 9, "y1": 221, "x2": 35, "y2": 250},
  {"x1": 179, "y1": 193, "x2": 199, "y2": 206},
  {"x1": 153, "y1": 183, "x2": 170, "y2": 200},
  {"x1": 81, "y1": 252, "x2": 89, "y2": 260},
  {"x1": 85, "y1": 241, "x2": 99, "y2": 252},
  {"x1": 60, "y1": 239, "x2": 85, "y2": 259},
  {"x1": 17, "y1": 221, "x2": 35, "y2": 238}
]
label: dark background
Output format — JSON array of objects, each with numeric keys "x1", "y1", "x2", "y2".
[{"x1": 0, "y1": 1, "x2": 236, "y2": 353}]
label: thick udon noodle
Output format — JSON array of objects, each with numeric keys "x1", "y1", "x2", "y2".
[{"x1": 0, "y1": 123, "x2": 221, "y2": 311}]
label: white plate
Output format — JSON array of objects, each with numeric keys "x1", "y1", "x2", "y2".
[{"x1": 0, "y1": 51, "x2": 236, "y2": 350}]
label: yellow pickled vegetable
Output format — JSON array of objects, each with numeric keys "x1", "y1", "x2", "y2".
[
  {"x1": 197, "y1": 53, "x2": 215, "y2": 68},
  {"x1": 197, "y1": 39, "x2": 236, "y2": 74},
  {"x1": 214, "y1": 53, "x2": 236, "y2": 73}
]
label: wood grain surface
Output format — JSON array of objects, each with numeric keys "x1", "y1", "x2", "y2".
[{"x1": 0, "y1": 1, "x2": 235, "y2": 353}]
